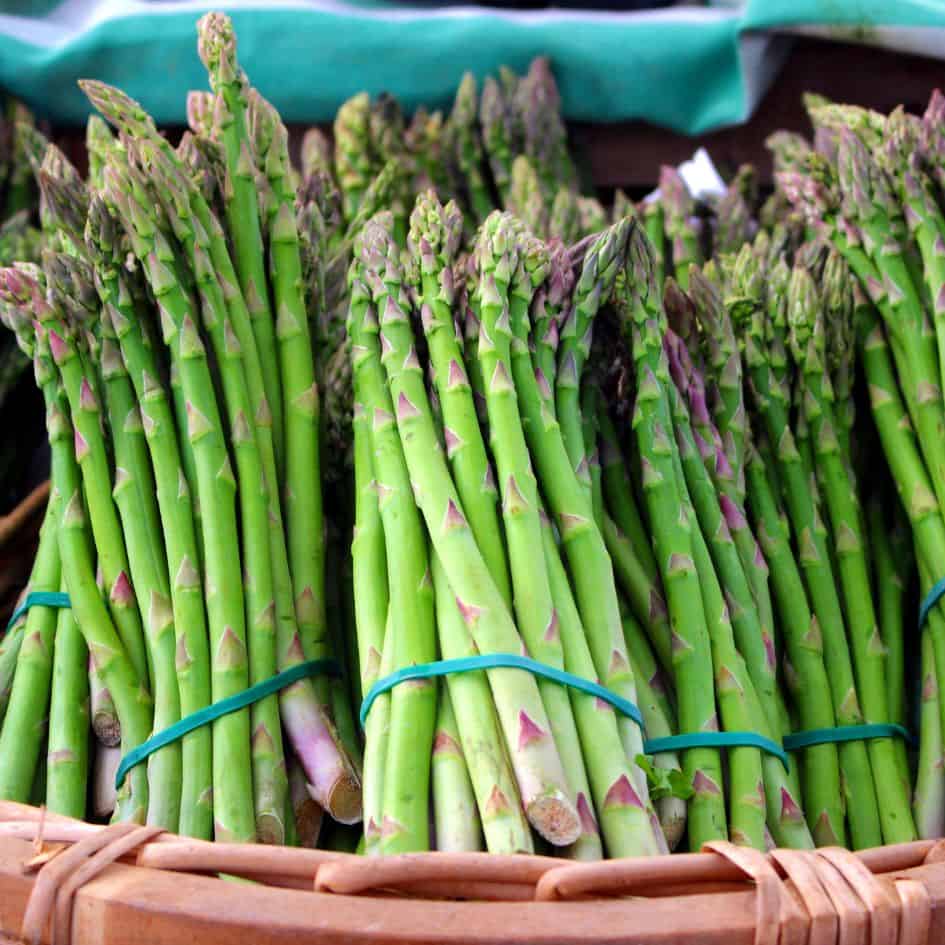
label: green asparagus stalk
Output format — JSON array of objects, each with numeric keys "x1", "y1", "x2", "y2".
[
  {"x1": 507, "y1": 157, "x2": 546, "y2": 236},
  {"x1": 352, "y1": 394, "x2": 391, "y2": 853},
  {"x1": 660, "y1": 168, "x2": 701, "y2": 289},
  {"x1": 663, "y1": 319, "x2": 811, "y2": 849},
  {"x1": 529, "y1": 237, "x2": 572, "y2": 416},
  {"x1": 0, "y1": 620, "x2": 24, "y2": 726},
  {"x1": 27, "y1": 309, "x2": 153, "y2": 823},
  {"x1": 619, "y1": 609, "x2": 687, "y2": 850},
  {"x1": 642, "y1": 200, "x2": 666, "y2": 290},
  {"x1": 410, "y1": 192, "x2": 511, "y2": 606},
  {"x1": 914, "y1": 624, "x2": 944, "y2": 839},
  {"x1": 556, "y1": 224, "x2": 623, "y2": 498},
  {"x1": 197, "y1": 12, "x2": 285, "y2": 477},
  {"x1": 869, "y1": 493, "x2": 912, "y2": 779},
  {"x1": 259, "y1": 102, "x2": 362, "y2": 798},
  {"x1": 835, "y1": 127, "x2": 945, "y2": 518},
  {"x1": 147, "y1": 157, "x2": 287, "y2": 840},
  {"x1": 85, "y1": 115, "x2": 114, "y2": 190},
  {"x1": 480, "y1": 78, "x2": 515, "y2": 207},
  {"x1": 549, "y1": 188, "x2": 581, "y2": 245},
  {"x1": 334, "y1": 92, "x2": 377, "y2": 221},
  {"x1": 432, "y1": 685, "x2": 484, "y2": 852},
  {"x1": 349, "y1": 220, "x2": 436, "y2": 852},
  {"x1": 8, "y1": 267, "x2": 150, "y2": 690},
  {"x1": 541, "y1": 513, "x2": 668, "y2": 856},
  {"x1": 0, "y1": 471, "x2": 62, "y2": 801},
  {"x1": 447, "y1": 74, "x2": 493, "y2": 225},
  {"x1": 743, "y1": 443, "x2": 845, "y2": 846},
  {"x1": 45, "y1": 595, "x2": 90, "y2": 818}
]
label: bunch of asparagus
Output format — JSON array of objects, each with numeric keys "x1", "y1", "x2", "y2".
[
  {"x1": 2, "y1": 7, "x2": 943, "y2": 865},
  {"x1": 0, "y1": 13, "x2": 363, "y2": 845}
]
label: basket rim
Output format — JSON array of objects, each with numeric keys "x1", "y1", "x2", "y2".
[{"x1": 1, "y1": 802, "x2": 944, "y2": 945}]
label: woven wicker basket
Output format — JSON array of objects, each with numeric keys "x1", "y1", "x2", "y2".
[{"x1": 1, "y1": 800, "x2": 943, "y2": 945}]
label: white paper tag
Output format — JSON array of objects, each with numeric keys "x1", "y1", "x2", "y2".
[{"x1": 644, "y1": 147, "x2": 727, "y2": 203}]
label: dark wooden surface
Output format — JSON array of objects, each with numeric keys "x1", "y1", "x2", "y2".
[{"x1": 572, "y1": 36, "x2": 945, "y2": 193}]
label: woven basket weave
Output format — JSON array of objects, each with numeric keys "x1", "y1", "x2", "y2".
[{"x1": 1, "y1": 801, "x2": 943, "y2": 945}]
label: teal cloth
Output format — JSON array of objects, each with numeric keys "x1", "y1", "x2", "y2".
[{"x1": 3, "y1": 2, "x2": 945, "y2": 130}]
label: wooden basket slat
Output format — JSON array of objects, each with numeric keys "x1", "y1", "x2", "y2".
[
  {"x1": 4, "y1": 814, "x2": 945, "y2": 944},
  {"x1": 0, "y1": 834, "x2": 768, "y2": 945}
]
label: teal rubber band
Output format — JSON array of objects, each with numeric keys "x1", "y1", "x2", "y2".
[
  {"x1": 359, "y1": 654, "x2": 645, "y2": 731},
  {"x1": 918, "y1": 577, "x2": 945, "y2": 632},
  {"x1": 115, "y1": 658, "x2": 341, "y2": 790},
  {"x1": 645, "y1": 731, "x2": 790, "y2": 770},
  {"x1": 4, "y1": 590, "x2": 70, "y2": 635},
  {"x1": 784, "y1": 723, "x2": 916, "y2": 751}
]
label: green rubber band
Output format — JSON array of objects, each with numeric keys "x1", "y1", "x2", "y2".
[
  {"x1": 359, "y1": 653, "x2": 646, "y2": 731},
  {"x1": 115, "y1": 658, "x2": 341, "y2": 790},
  {"x1": 783, "y1": 723, "x2": 916, "y2": 751},
  {"x1": 645, "y1": 731, "x2": 789, "y2": 769},
  {"x1": 3, "y1": 590, "x2": 70, "y2": 636},
  {"x1": 918, "y1": 577, "x2": 945, "y2": 632}
]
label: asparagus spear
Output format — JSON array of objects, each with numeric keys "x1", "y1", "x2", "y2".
[
  {"x1": 0, "y1": 469, "x2": 62, "y2": 801},
  {"x1": 835, "y1": 128, "x2": 945, "y2": 518},
  {"x1": 663, "y1": 318, "x2": 811, "y2": 850},
  {"x1": 743, "y1": 442, "x2": 845, "y2": 846},
  {"x1": 431, "y1": 686, "x2": 483, "y2": 852},
  {"x1": 45, "y1": 595, "x2": 90, "y2": 818},
  {"x1": 660, "y1": 167, "x2": 701, "y2": 289},
  {"x1": 197, "y1": 12, "x2": 285, "y2": 476},
  {"x1": 334, "y1": 92, "x2": 377, "y2": 222},
  {"x1": 0, "y1": 620, "x2": 24, "y2": 726},
  {"x1": 480, "y1": 78, "x2": 515, "y2": 207},
  {"x1": 507, "y1": 157, "x2": 546, "y2": 237},
  {"x1": 409, "y1": 192, "x2": 511, "y2": 606},
  {"x1": 914, "y1": 625, "x2": 945, "y2": 839},
  {"x1": 556, "y1": 224, "x2": 623, "y2": 498},
  {"x1": 446, "y1": 74, "x2": 493, "y2": 224},
  {"x1": 529, "y1": 237, "x2": 572, "y2": 416},
  {"x1": 349, "y1": 220, "x2": 436, "y2": 852},
  {"x1": 26, "y1": 308, "x2": 153, "y2": 823}
]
